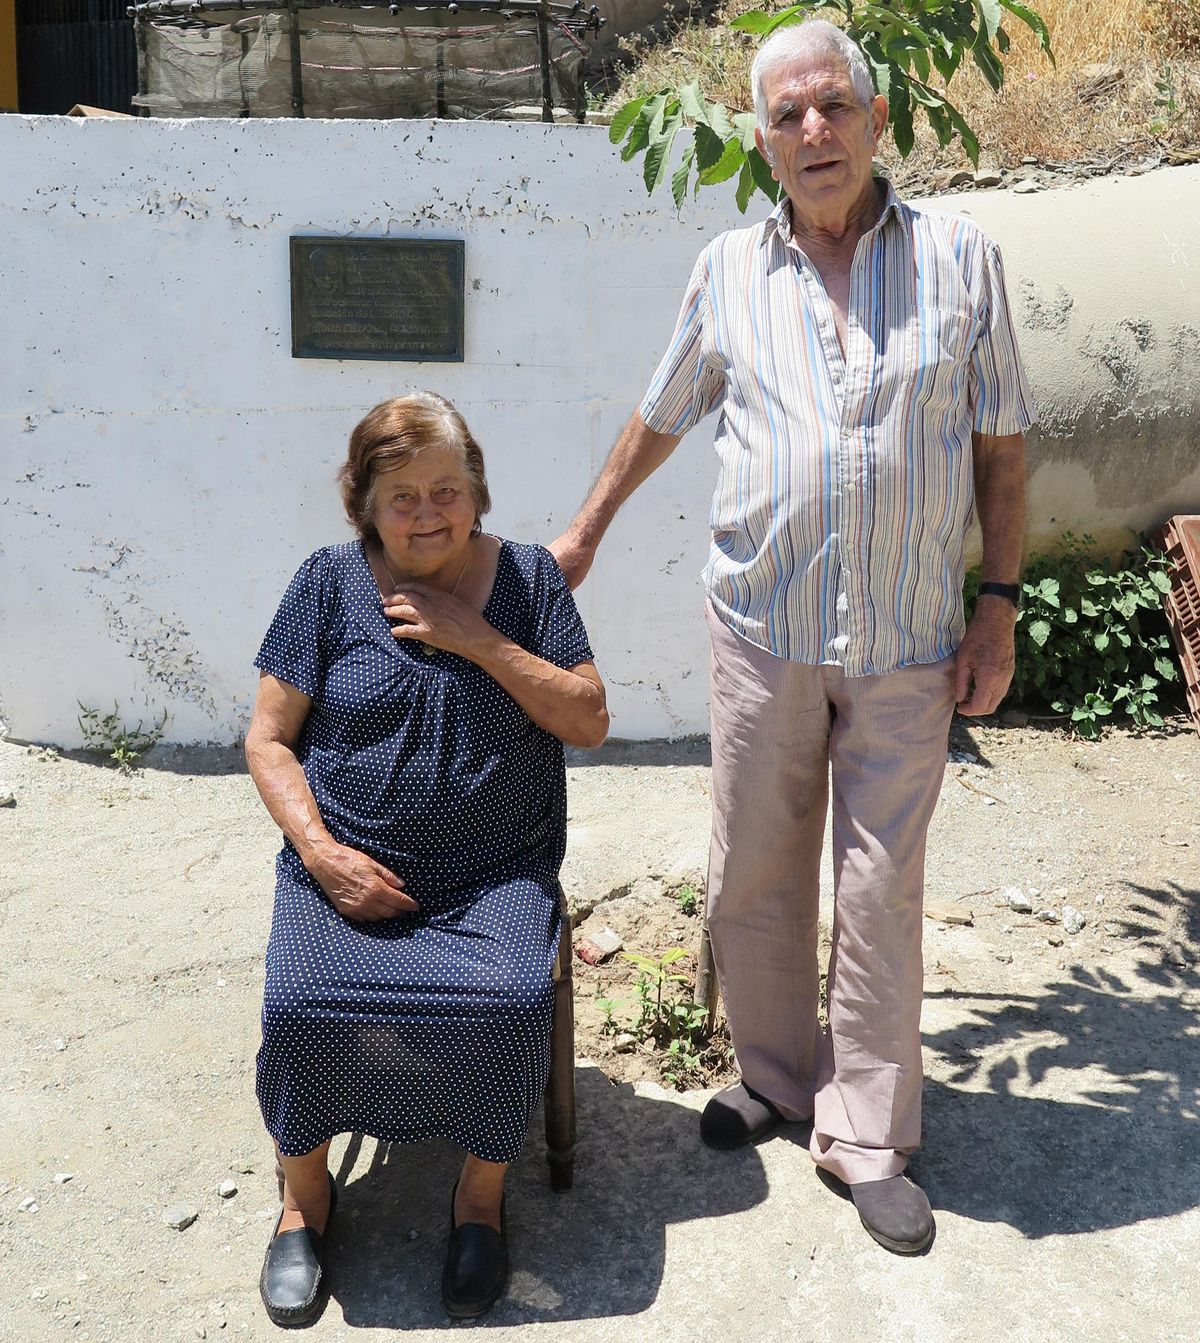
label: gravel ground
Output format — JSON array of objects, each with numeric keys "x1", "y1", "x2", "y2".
[{"x1": 1, "y1": 718, "x2": 1197, "y2": 1342}]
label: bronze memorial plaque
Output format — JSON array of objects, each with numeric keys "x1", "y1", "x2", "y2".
[{"x1": 290, "y1": 237, "x2": 465, "y2": 362}]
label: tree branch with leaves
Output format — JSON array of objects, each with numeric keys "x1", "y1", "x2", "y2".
[{"x1": 610, "y1": 0, "x2": 1054, "y2": 211}]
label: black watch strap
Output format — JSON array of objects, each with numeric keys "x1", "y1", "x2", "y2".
[{"x1": 977, "y1": 581, "x2": 1021, "y2": 607}]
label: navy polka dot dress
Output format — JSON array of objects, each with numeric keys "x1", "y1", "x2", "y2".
[{"x1": 253, "y1": 539, "x2": 593, "y2": 1162}]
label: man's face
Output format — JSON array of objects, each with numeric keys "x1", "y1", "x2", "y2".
[{"x1": 754, "y1": 53, "x2": 888, "y2": 220}]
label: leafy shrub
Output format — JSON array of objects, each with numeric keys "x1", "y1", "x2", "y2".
[{"x1": 964, "y1": 533, "x2": 1181, "y2": 737}]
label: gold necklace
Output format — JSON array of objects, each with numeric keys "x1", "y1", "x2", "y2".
[{"x1": 379, "y1": 542, "x2": 472, "y2": 658}]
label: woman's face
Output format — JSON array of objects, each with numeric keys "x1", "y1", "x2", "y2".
[{"x1": 370, "y1": 445, "x2": 478, "y2": 577}]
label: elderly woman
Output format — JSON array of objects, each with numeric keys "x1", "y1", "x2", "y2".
[{"x1": 245, "y1": 392, "x2": 607, "y2": 1327}]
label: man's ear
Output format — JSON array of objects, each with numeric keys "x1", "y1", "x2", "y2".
[
  {"x1": 870, "y1": 94, "x2": 889, "y2": 144},
  {"x1": 754, "y1": 125, "x2": 779, "y2": 180}
]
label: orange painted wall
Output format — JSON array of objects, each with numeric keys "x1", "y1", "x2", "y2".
[{"x1": 0, "y1": 0, "x2": 17, "y2": 112}]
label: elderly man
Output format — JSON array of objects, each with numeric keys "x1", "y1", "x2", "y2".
[{"x1": 552, "y1": 19, "x2": 1032, "y2": 1253}]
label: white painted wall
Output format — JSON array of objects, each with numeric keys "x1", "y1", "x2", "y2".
[{"x1": 2, "y1": 116, "x2": 1198, "y2": 745}]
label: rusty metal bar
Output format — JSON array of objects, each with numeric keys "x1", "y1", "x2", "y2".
[{"x1": 287, "y1": 0, "x2": 303, "y2": 117}]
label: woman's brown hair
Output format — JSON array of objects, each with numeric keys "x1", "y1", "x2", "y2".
[{"x1": 338, "y1": 392, "x2": 491, "y2": 541}]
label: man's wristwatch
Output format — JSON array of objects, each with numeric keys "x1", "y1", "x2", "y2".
[{"x1": 977, "y1": 581, "x2": 1021, "y2": 608}]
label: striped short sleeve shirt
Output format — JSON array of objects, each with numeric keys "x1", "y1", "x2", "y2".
[{"x1": 639, "y1": 179, "x2": 1035, "y2": 676}]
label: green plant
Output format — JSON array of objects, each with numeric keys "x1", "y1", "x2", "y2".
[
  {"x1": 625, "y1": 947, "x2": 695, "y2": 1033},
  {"x1": 77, "y1": 702, "x2": 168, "y2": 773},
  {"x1": 1151, "y1": 64, "x2": 1178, "y2": 134},
  {"x1": 676, "y1": 883, "x2": 699, "y2": 917},
  {"x1": 610, "y1": 0, "x2": 1054, "y2": 211},
  {"x1": 594, "y1": 994, "x2": 624, "y2": 1033},
  {"x1": 964, "y1": 533, "x2": 1180, "y2": 738}
]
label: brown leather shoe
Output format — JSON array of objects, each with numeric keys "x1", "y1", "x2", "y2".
[{"x1": 849, "y1": 1174, "x2": 935, "y2": 1254}]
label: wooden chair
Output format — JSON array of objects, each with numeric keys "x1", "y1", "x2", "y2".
[{"x1": 543, "y1": 881, "x2": 577, "y2": 1190}]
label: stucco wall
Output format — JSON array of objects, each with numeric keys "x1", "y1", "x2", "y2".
[{"x1": 2, "y1": 115, "x2": 1198, "y2": 745}]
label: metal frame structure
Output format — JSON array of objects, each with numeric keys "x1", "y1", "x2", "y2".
[{"x1": 128, "y1": 0, "x2": 604, "y2": 122}]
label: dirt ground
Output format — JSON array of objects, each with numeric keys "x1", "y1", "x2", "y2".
[
  {"x1": 1, "y1": 716, "x2": 1197, "y2": 1340},
  {"x1": 569, "y1": 713, "x2": 1199, "y2": 1090}
]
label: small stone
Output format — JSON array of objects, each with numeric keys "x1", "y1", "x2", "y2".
[
  {"x1": 229, "y1": 1160, "x2": 256, "y2": 1175},
  {"x1": 1000, "y1": 709, "x2": 1029, "y2": 728},
  {"x1": 1013, "y1": 180, "x2": 1041, "y2": 194},
  {"x1": 925, "y1": 905, "x2": 973, "y2": 926},
  {"x1": 1003, "y1": 886, "x2": 1033, "y2": 914},
  {"x1": 405, "y1": 1228, "x2": 419, "y2": 1241},
  {"x1": 947, "y1": 749, "x2": 978, "y2": 764},
  {"x1": 612, "y1": 1032, "x2": 638, "y2": 1054},
  {"x1": 217, "y1": 1179, "x2": 238, "y2": 1199},
  {"x1": 1103, "y1": 921, "x2": 1122, "y2": 937},
  {"x1": 31, "y1": 1287, "x2": 47, "y2": 1301},
  {"x1": 195, "y1": 1328, "x2": 207, "y2": 1340},
  {"x1": 54, "y1": 1038, "x2": 67, "y2": 1052},
  {"x1": 974, "y1": 169, "x2": 1003, "y2": 187},
  {"x1": 933, "y1": 169, "x2": 975, "y2": 192},
  {"x1": 1062, "y1": 906, "x2": 1086, "y2": 935},
  {"x1": 1094, "y1": 894, "x2": 1105, "y2": 906},
  {"x1": 215, "y1": 979, "x2": 227, "y2": 988},
  {"x1": 1035, "y1": 908, "x2": 1059, "y2": 924},
  {"x1": 576, "y1": 926, "x2": 624, "y2": 966},
  {"x1": 1047, "y1": 934, "x2": 1064, "y2": 947},
  {"x1": 53, "y1": 1172, "x2": 75, "y2": 1184},
  {"x1": 18, "y1": 1196, "x2": 39, "y2": 1213},
  {"x1": 0, "y1": 793, "x2": 16, "y2": 807},
  {"x1": 163, "y1": 1204, "x2": 199, "y2": 1231},
  {"x1": 1021, "y1": 156, "x2": 1039, "y2": 165},
  {"x1": 995, "y1": 952, "x2": 1013, "y2": 965}
]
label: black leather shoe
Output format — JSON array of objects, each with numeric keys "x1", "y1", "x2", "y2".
[
  {"x1": 441, "y1": 1182, "x2": 509, "y2": 1319},
  {"x1": 259, "y1": 1173, "x2": 337, "y2": 1327},
  {"x1": 700, "y1": 1081, "x2": 783, "y2": 1150},
  {"x1": 850, "y1": 1174, "x2": 935, "y2": 1254}
]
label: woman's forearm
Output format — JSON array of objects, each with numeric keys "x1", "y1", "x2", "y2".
[
  {"x1": 245, "y1": 736, "x2": 337, "y2": 870},
  {"x1": 471, "y1": 636, "x2": 608, "y2": 749}
]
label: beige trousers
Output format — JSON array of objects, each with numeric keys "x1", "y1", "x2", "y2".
[{"x1": 706, "y1": 604, "x2": 957, "y2": 1184}]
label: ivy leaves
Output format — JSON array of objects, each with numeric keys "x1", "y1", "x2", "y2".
[
  {"x1": 610, "y1": 0, "x2": 1054, "y2": 211},
  {"x1": 965, "y1": 535, "x2": 1181, "y2": 738}
]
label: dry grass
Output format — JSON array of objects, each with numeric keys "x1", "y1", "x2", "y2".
[{"x1": 604, "y1": 0, "x2": 1200, "y2": 183}]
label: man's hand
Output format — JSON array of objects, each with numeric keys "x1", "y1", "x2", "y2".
[
  {"x1": 954, "y1": 598, "x2": 1018, "y2": 716},
  {"x1": 307, "y1": 843, "x2": 419, "y2": 921},
  {"x1": 548, "y1": 531, "x2": 595, "y2": 591}
]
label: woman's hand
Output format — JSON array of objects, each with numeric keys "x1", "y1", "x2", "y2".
[
  {"x1": 382, "y1": 582, "x2": 499, "y2": 660},
  {"x1": 306, "y1": 842, "x2": 419, "y2": 921}
]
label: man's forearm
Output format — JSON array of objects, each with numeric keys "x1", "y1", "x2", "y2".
[
  {"x1": 973, "y1": 430, "x2": 1026, "y2": 586},
  {"x1": 567, "y1": 412, "x2": 680, "y2": 551},
  {"x1": 551, "y1": 411, "x2": 681, "y2": 588}
]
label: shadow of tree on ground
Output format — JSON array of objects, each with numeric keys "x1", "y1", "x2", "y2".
[{"x1": 918, "y1": 879, "x2": 1200, "y2": 1237}]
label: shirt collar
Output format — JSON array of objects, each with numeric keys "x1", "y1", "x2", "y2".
[{"x1": 760, "y1": 176, "x2": 906, "y2": 249}]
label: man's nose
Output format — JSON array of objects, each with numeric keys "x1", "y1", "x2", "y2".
[{"x1": 801, "y1": 108, "x2": 830, "y2": 141}]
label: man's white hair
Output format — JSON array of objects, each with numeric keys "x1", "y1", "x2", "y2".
[{"x1": 751, "y1": 20, "x2": 876, "y2": 132}]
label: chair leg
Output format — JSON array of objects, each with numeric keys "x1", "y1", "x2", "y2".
[{"x1": 544, "y1": 883, "x2": 576, "y2": 1190}]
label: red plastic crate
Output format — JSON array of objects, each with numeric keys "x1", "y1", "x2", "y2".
[{"x1": 1154, "y1": 514, "x2": 1200, "y2": 732}]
